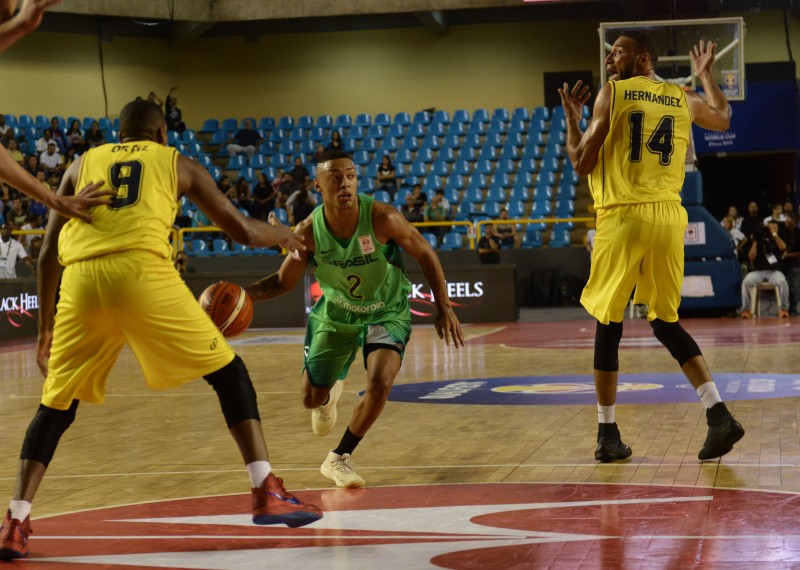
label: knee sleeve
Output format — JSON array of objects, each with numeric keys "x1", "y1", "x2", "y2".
[
  {"x1": 650, "y1": 319, "x2": 702, "y2": 365},
  {"x1": 594, "y1": 321, "x2": 623, "y2": 371},
  {"x1": 21, "y1": 400, "x2": 79, "y2": 467},
  {"x1": 204, "y1": 355, "x2": 261, "y2": 428}
]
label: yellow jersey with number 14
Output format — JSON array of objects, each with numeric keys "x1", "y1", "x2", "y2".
[
  {"x1": 58, "y1": 141, "x2": 179, "y2": 266},
  {"x1": 588, "y1": 76, "x2": 692, "y2": 210}
]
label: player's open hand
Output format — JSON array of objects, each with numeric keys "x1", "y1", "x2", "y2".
[
  {"x1": 268, "y1": 210, "x2": 306, "y2": 259},
  {"x1": 36, "y1": 328, "x2": 53, "y2": 377},
  {"x1": 558, "y1": 81, "x2": 591, "y2": 123},
  {"x1": 435, "y1": 306, "x2": 465, "y2": 349},
  {"x1": 15, "y1": 0, "x2": 61, "y2": 32},
  {"x1": 51, "y1": 181, "x2": 113, "y2": 222},
  {"x1": 690, "y1": 39, "x2": 717, "y2": 78}
]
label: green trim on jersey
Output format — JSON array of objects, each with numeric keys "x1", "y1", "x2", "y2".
[{"x1": 310, "y1": 194, "x2": 412, "y2": 325}]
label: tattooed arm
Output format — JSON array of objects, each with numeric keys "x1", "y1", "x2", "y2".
[{"x1": 245, "y1": 216, "x2": 315, "y2": 301}]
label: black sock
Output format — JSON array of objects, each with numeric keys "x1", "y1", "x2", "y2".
[{"x1": 333, "y1": 428, "x2": 363, "y2": 456}]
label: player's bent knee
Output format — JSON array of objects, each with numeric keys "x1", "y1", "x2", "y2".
[
  {"x1": 21, "y1": 400, "x2": 79, "y2": 467},
  {"x1": 594, "y1": 320, "x2": 623, "y2": 371},
  {"x1": 204, "y1": 355, "x2": 261, "y2": 428},
  {"x1": 650, "y1": 319, "x2": 702, "y2": 366}
]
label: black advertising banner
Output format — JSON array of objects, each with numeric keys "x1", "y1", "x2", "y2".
[{"x1": 0, "y1": 279, "x2": 38, "y2": 340}]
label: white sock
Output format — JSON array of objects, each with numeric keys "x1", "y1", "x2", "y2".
[
  {"x1": 9, "y1": 500, "x2": 31, "y2": 522},
  {"x1": 246, "y1": 461, "x2": 272, "y2": 487},
  {"x1": 696, "y1": 382, "x2": 722, "y2": 409},
  {"x1": 597, "y1": 404, "x2": 615, "y2": 424}
]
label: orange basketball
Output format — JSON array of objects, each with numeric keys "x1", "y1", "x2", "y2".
[{"x1": 198, "y1": 281, "x2": 254, "y2": 338}]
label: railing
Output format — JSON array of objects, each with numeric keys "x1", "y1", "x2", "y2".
[{"x1": 475, "y1": 217, "x2": 595, "y2": 239}]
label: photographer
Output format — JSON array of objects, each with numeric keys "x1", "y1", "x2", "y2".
[{"x1": 740, "y1": 220, "x2": 790, "y2": 318}]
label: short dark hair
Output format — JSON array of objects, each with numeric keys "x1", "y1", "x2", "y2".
[
  {"x1": 317, "y1": 150, "x2": 352, "y2": 164},
  {"x1": 619, "y1": 30, "x2": 659, "y2": 67},
  {"x1": 119, "y1": 99, "x2": 166, "y2": 139}
]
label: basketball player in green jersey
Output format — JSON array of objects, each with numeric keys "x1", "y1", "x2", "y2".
[
  {"x1": 0, "y1": 100, "x2": 321, "y2": 560},
  {"x1": 559, "y1": 33, "x2": 743, "y2": 463},
  {"x1": 247, "y1": 150, "x2": 464, "y2": 488},
  {"x1": 0, "y1": 0, "x2": 112, "y2": 222}
]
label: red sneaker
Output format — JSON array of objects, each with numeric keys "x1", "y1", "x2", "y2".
[
  {"x1": 0, "y1": 510, "x2": 31, "y2": 560},
  {"x1": 252, "y1": 473, "x2": 322, "y2": 528}
]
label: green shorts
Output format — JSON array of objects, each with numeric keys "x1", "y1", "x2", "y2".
[{"x1": 303, "y1": 301, "x2": 411, "y2": 389}]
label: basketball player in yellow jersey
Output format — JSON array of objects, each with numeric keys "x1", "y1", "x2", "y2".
[
  {"x1": 558, "y1": 32, "x2": 744, "y2": 464},
  {"x1": 0, "y1": 100, "x2": 321, "y2": 561}
]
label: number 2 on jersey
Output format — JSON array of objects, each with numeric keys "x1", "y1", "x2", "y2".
[
  {"x1": 108, "y1": 160, "x2": 144, "y2": 209},
  {"x1": 346, "y1": 274, "x2": 364, "y2": 300},
  {"x1": 627, "y1": 111, "x2": 675, "y2": 166}
]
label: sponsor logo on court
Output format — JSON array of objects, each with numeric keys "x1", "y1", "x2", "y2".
[
  {"x1": 388, "y1": 373, "x2": 800, "y2": 405},
  {"x1": 25, "y1": 483, "x2": 800, "y2": 567}
]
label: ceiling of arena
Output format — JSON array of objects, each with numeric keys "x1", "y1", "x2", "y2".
[{"x1": 41, "y1": 0, "x2": 795, "y2": 44}]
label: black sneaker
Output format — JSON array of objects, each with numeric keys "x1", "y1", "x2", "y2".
[
  {"x1": 698, "y1": 403, "x2": 745, "y2": 461},
  {"x1": 595, "y1": 422, "x2": 632, "y2": 462}
]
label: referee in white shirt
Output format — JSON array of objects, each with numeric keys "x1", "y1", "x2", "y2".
[{"x1": 0, "y1": 223, "x2": 33, "y2": 278}]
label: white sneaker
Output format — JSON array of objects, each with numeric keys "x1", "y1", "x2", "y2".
[
  {"x1": 320, "y1": 451, "x2": 365, "y2": 488},
  {"x1": 311, "y1": 380, "x2": 343, "y2": 437}
]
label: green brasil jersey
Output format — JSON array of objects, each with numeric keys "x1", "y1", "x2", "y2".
[{"x1": 311, "y1": 194, "x2": 412, "y2": 324}]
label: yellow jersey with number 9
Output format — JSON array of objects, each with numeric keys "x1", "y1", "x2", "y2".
[
  {"x1": 588, "y1": 76, "x2": 691, "y2": 209},
  {"x1": 58, "y1": 142, "x2": 179, "y2": 265}
]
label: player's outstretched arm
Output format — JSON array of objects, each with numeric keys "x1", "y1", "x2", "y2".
[
  {"x1": 245, "y1": 217, "x2": 314, "y2": 302},
  {"x1": 0, "y1": 144, "x2": 110, "y2": 221},
  {"x1": 36, "y1": 157, "x2": 83, "y2": 376},
  {"x1": 686, "y1": 40, "x2": 731, "y2": 131},
  {"x1": 558, "y1": 81, "x2": 612, "y2": 176},
  {"x1": 178, "y1": 155, "x2": 305, "y2": 254},
  {"x1": 0, "y1": 0, "x2": 60, "y2": 53},
  {"x1": 374, "y1": 203, "x2": 464, "y2": 348}
]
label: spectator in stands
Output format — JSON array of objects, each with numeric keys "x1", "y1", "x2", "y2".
[
  {"x1": 6, "y1": 198, "x2": 27, "y2": 228},
  {"x1": 275, "y1": 172, "x2": 294, "y2": 209},
  {"x1": 190, "y1": 206, "x2": 213, "y2": 245},
  {"x1": 39, "y1": 142, "x2": 62, "y2": 176},
  {"x1": 477, "y1": 224, "x2": 501, "y2": 264},
  {"x1": 23, "y1": 155, "x2": 38, "y2": 177},
  {"x1": 49, "y1": 118, "x2": 66, "y2": 153},
  {"x1": 784, "y1": 200, "x2": 795, "y2": 217},
  {"x1": 0, "y1": 114, "x2": 10, "y2": 141},
  {"x1": 0, "y1": 222, "x2": 33, "y2": 278},
  {"x1": 146, "y1": 91, "x2": 164, "y2": 110},
  {"x1": 410, "y1": 183, "x2": 427, "y2": 210},
  {"x1": 586, "y1": 227, "x2": 596, "y2": 262},
  {"x1": 165, "y1": 87, "x2": 186, "y2": 134},
  {"x1": 271, "y1": 169, "x2": 285, "y2": 193},
  {"x1": 325, "y1": 130, "x2": 343, "y2": 151},
  {"x1": 18, "y1": 213, "x2": 43, "y2": 249},
  {"x1": 495, "y1": 208, "x2": 520, "y2": 248},
  {"x1": 740, "y1": 220, "x2": 790, "y2": 318},
  {"x1": 721, "y1": 215, "x2": 748, "y2": 271},
  {"x1": 740, "y1": 201, "x2": 762, "y2": 241},
  {"x1": 66, "y1": 119, "x2": 84, "y2": 151},
  {"x1": 400, "y1": 193, "x2": 423, "y2": 224},
  {"x1": 35, "y1": 129, "x2": 55, "y2": 154},
  {"x1": 434, "y1": 189, "x2": 451, "y2": 217},
  {"x1": 424, "y1": 191, "x2": 450, "y2": 243},
  {"x1": 234, "y1": 176, "x2": 252, "y2": 211},
  {"x1": 5, "y1": 138, "x2": 22, "y2": 165},
  {"x1": 27, "y1": 235, "x2": 42, "y2": 267},
  {"x1": 34, "y1": 170, "x2": 49, "y2": 194},
  {"x1": 376, "y1": 155, "x2": 398, "y2": 198},
  {"x1": 226, "y1": 119, "x2": 261, "y2": 160},
  {"x1": 63, "y1": 147, "x2": 79, "y2": 170},
  {"x1": 85, "y1": 120, "x2": 105, "y2": 148},
  {"x1": 217, "y1": 175, "x2": 236, "y2": 203},
  {"x1": 315, "y1": 144, "x2": 326, "y2": 163},
  {"x1": 721, "y1": 205, "x2": 742, "y2": 231},
  {"x1": 286, "y1": 187, "x2": 317, "y2": 225},
  {"x1": 250, "y1": 172, "x2": 275, "y2": 221},
  {"x1": 174, "y1": 250, "x2": 193, "y2": 277},
  {"x1": 782, "y1": 213, "x2": 800, "y2": 315},
  {"x1": 763, "y1": 203, "x2": 786, "y2": 227},
  {"x1": 289, "y1": 156, "x2": 310, "y2": 189}
]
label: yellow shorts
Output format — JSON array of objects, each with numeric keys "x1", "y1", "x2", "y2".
[
  {"x1": 581, "y1": 201, "x2": 687, "y2": 325},
  {"x1": 42, "y1": 250, "x2": 235, "y2": 410}
]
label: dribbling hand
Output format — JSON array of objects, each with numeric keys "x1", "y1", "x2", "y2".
[{"x1": 435, "y1": 306, "x2": 465, "y2": 349}]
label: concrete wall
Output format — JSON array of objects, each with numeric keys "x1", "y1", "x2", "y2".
[{"x1": 0, "y1": 11, "x2": 795, "y2": 125}]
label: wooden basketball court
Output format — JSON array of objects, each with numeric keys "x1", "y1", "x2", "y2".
[{"x1": 1, "y1": 312, "x2": 799, "y2": 568}]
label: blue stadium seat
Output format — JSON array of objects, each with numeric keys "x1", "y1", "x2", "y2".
[
  {"x1": 442, "y1": 134, "x2": 461, "y2": 150},
  {"x1": 452, "y1": 109, "x2": 470, "y2": 124},
  {"x1": 18, "y1": 114, "x2": 34, "y2": 128},
  {"x1": 374, "y1": 113, "x2": 391, "y2": 127},
  {"x1": 421, "y1": 134, "x2": 440, "y2": 150},
  {"x1": 540, "y1": 156, "x2": 560, "y2": 173},
  {"x1": 168, "y1": 131, "x2": 181, "y2": 146},
  {"x1": 299, "y1": 139, "x2": 316, "y2": 156},
  {"x1": 407, "y1": 122, "x2": 426, "y2": 138},
  {"x1": 512, "y1": 107, "x2": 530, "y2": 122},
  {"x1": 208, "y1": 166, "x2": 222, "y2": 183},
  {"x1": 226, "y1": 155, "x2": 246, "y2": 170},
  {"x1": 380, "y1": 136, "x2": 399, "y2": 153},
  {"x1": 491, "y1": 172, "x2": 510, "y2": 189},
  {"x1": 448, "y1": 122, "x2": 466, "y2": 136},
  {"x1": 421, "y1": 232, "x2": 438, "y2": 249},
  {"x1": 279, "y1": 140, "x2": 296, "y2": 155},
  {"x1": 484, "y1": 132, "x2": 503, "y2": 149},
  {"x1": 413, "y1": 110, "x2": 431, "y2": 125},
  {"x1": 531, "y1": 200, "x2": 553, "y2": 217},
  {"x1": 506, "y1": 200, "x2": 526, "y2": 218},
  {"x1": 510, "y1": 186, "x2": 531, "y2": 202},
  {"x1": 561, "y1": 170, "x2": 580, "y2": 185},
  {"x1": 373, "y1": 190, "x2": 391, "y2": 204},
  {"x1": 348, "y1": 125, "x2": 365, "y2": 141},
  {"x1": 555, "y1": 198, "x2": 575, "y2": 216},
  {"x1": 200, "y1": 119, "x2": 219, "y2": 133},
  {"x1": 393, "y1": 112, "x2": 411, "y2": 126},
  {"x1": 220, "y1": 118, "x2": 237, "y2": 132},
  {"x1": 354, "y1": 113, "x2": 371, "y2": 128},
  {"x1": 272, "y1": 208, "x2": 289, "y2": 224},
  {"x1": 212, "y1": 238, "x2": 232, "y2": 256},
  {"x1": 387, "y1": 123, "x2": 404, "y2": 138},
  {"x1": 458, "y1": 146, "x2": 477, "y2": 162},
  {"x1": 364, "y1": 162, "x2": 380, "y2": 180},
  {"x1": 190, "y1": 239, "x2": 210, "y2": 257},
  {"x1": 549, "y1": 228, "x2": 571, "y2": 248},
  {"x1": 508, "y1": 119, "x2": 527, "y2": 136},
  {"x1": 478, "y1": 146, "x2": 498, "y2": 162},
  {"x1": 259, "y1": 117, "x2": 276, "y2": 131},
  {"x1": 457, "y1": 202, "x2": 479, "y2": 218},
  {"x1": 528, "y1": 119, "x2": 547, "y2": 134},
  {"x1": 518, "y1": 157, "x2": 538, "y2": 175},
  {"x1": 468, "y1": 173, "x2": 488, "y2": 190},
  {"x1": 295, "y1": 115, "x2": 313, "y2": 130},
  {"x1": 466, "y1": 121, "x2": 485, "y2": 136},
  {"x1": 269, "y1": 129, "x2": 285, "y2": 144},
  {"x1": 447, "y1": 172, "x2": 466, "y2": 191},
  {"x1": 463, "y1": 187, "x2": 483, "y2": 204},
  {"x1": 443, "y1": 187, "x2": 459, "y2": 204},
  {"x1": 473, "y1": 109, "x2": 490, "y2": 123},
  {"x1": 416, "y1": 147, "x2": 434, "y2": 164},
  {"x1": 487, "y1": 118, "x2": 507, "y2": 135},
  {"x1": 438, "y1": 147, "x2": 455, "y2": 163},
  {"x1": 428, "y1": 122, "x2": 446, "y2": 137},
  {"x1": 308, "y1": 127, "x2": 327, "y2": 143},
  {"x1": 289, "y1": 128, "x2": 306, "y2": 143},
  {"x1": 270, "y1": 154, "x2": 288, "y2": 170},
  {"x1": 492, "y1": 108, "x2": 510, "y2": 121},
  {"x1": 343, "y1": 136, "x2": 358, "y2": 153},
  {"x1": 557, "y1": 183, "x2": 577, "y2": 200},
  {"x1": 395, "y1": 149, "x2": 413, "y2": 165},
  {"x1": 423, "y1": 174, "x2": 442, "y2": 193},
  {"x1": 496, "y1": 159, "x2": 515, "y2": 176},
  {"x1": 248, "y1": 155, "x2": 266, "y2": 169},
  {"x1": 486, "y1": 185, "x2": 507, "y2": 204},
  {"x1": 431, "y1": 159, "x2": 450, "y2": 177},
  {"x1": 361, "y1": 136, "x2": 379, "y2": 153},
  {"x1": 353, "y1": 150, "x2": 371, "y2": 166},
  {"x1": 367, "y1": 124, "x2": 384, "y2": 139},
  {"x1": 409, "y1": 161, "x2": 428, "y2": 177},
  {"x1": 433, "y1": 110, "x2": 451, "y2": 125},
  {"x1": 500, "y1": 146, "x2": 520, "y2": 161},
  {"x1": 277, "y1": 116, "x2": 294, "y2": 130},
  {"x1": 3, "y1": 114, "x2": 17, "y2": 128},
  {"x1": 474, "y1": 159, "x2": 493, "y2": 176},
  {"x1": 483, "y1": 201, "x2": 502, "y2": 218},
  {"x1": 439, "y1": 232, "x2": 463, "y2": 251},
  {"x1": 522, "y1": 227, "x2": 543, "y2": 248},
  {"x1": 316, "y1": 115, "x2": 333, "y2": 129},
  {"x1": 258, "y1": 142, "x2": 275, "y2": 156},
  {"x1": 533, "y1": 184, "x2": 553, "y2": 202}
]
